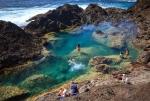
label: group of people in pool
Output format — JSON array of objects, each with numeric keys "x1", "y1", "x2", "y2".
[{"x1": 58, "y1": 81, "x2": 79, "y2": 100}]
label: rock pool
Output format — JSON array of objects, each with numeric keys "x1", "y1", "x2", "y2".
[{"x1": 0, "y1": 22, "x2": 139, "y2": 97}]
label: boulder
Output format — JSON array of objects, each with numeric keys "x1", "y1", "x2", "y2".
[
  {"x1": 84, "y1": 4, "x2": 107, "y2": 24},
  {"x1": 95, "y1": 64, "x2": 110, "y2": 73},
  {"x1": 89, "y1": 56, "x2": 113, "y2": 73},
  {"x1": 0, "y1": 20, "x2": 42, "y2": 70},
  {"x1": 138, "y1": 51, "x2": 150, "y2": 64},
  {"x1": 25, "y1": 4, "x2": 84, "y2": 35},
  {"x1": 90, "y1": 57, "x2": 112, "y2": 66}
]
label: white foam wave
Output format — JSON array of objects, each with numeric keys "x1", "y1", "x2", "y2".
[
  {"x1": 0, "y1": 2, "x2": 131, "y2": 26},
  {"x1": 68, "y1": 59, "x2": 85, "y2": 71},
  {"x1": 0, "y1": 5, "x2": 58, "y2": 26},
  {"x1": 70, "y1": 63, "x2": 85, "y2": 71}
]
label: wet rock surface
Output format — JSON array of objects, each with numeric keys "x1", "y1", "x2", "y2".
[{"x1": 89, "y1": 56, "x2": 114, "y2": 73}]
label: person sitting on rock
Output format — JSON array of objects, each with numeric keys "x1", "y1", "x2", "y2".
[
  {"x1": 76, "y1": 44, "x2": 81, "y2": 53},
  {"x1": 58, "y1": 88, "x2": 67, "y2": 100},
  {"x1": 70, "y1": 81, "x2": 79, "y2": 96}
]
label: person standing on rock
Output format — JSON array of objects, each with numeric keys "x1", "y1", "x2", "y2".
[
  {"x1": 124, "y1": 48, "x2": 129, "y2": 58},
  {"x1": 77, "y1": 44, "x2": 81, "y2": 53}
]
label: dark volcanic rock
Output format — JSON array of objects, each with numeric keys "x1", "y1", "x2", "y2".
[
  {"x1": 138, "y1": 51, "x2": 150, "y2": 64},
  {"x1": 25, "y1": 4, "x2": 109, "y2": 36},
  {"x1": 84, "y1": 4, "x2": 107, "y2": 24},
  {"x1": 90, "y1": 56, "x2": 113, "y2": 73},
  {"x1": 0, "y1": 20, "x2": 42, "y2": 69},
  {"x1": 25, "y1": 4, "x2": 84, "y2": 35},
  {"x1": 129, "y1": 0, "x2": 150, "y2": 13}
]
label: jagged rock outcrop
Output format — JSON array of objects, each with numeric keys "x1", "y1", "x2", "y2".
[
  {"x1": 25, "y1": 4, "x2": 108, "y2": 36},
  {"x1": 0, "y1": 20, "x2": 42, "y2": 70},
  {"x1": 25, "y1": 4, "x2": 84, "y2": 36},
  {"x1": 129, "y1": 0, "x2": 150, "y2": 13},
  {"x1": 84, "y1": 4, "x2": 107, "y2": 24},
  {"x1": 138, "y1": 51, "x2": 150, "y2": 64}
]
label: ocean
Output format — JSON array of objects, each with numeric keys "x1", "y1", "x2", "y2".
[{"x1": 0, "y1": 0, "x2": 136, "y2": 26}]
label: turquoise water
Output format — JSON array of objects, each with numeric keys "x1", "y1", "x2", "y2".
[{"x1": 0, "y1": 23, "x2": 139, "y2": 95}]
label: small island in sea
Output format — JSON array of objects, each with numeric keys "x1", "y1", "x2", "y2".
[{"x1": 0, "y1": 0, "x2": 149, "y2": 101}]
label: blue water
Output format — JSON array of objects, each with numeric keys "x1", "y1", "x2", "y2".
[
  {"x1": 0, "y1": 0, "x2": 136, "y2": 26},
  {"x1": 0, "y1": 22, "x2": 139, "y2": 95}
]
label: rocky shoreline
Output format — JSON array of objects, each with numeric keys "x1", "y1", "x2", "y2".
[{"x1": 0, "y1": 0, "x2": 150, "y2": 101}]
